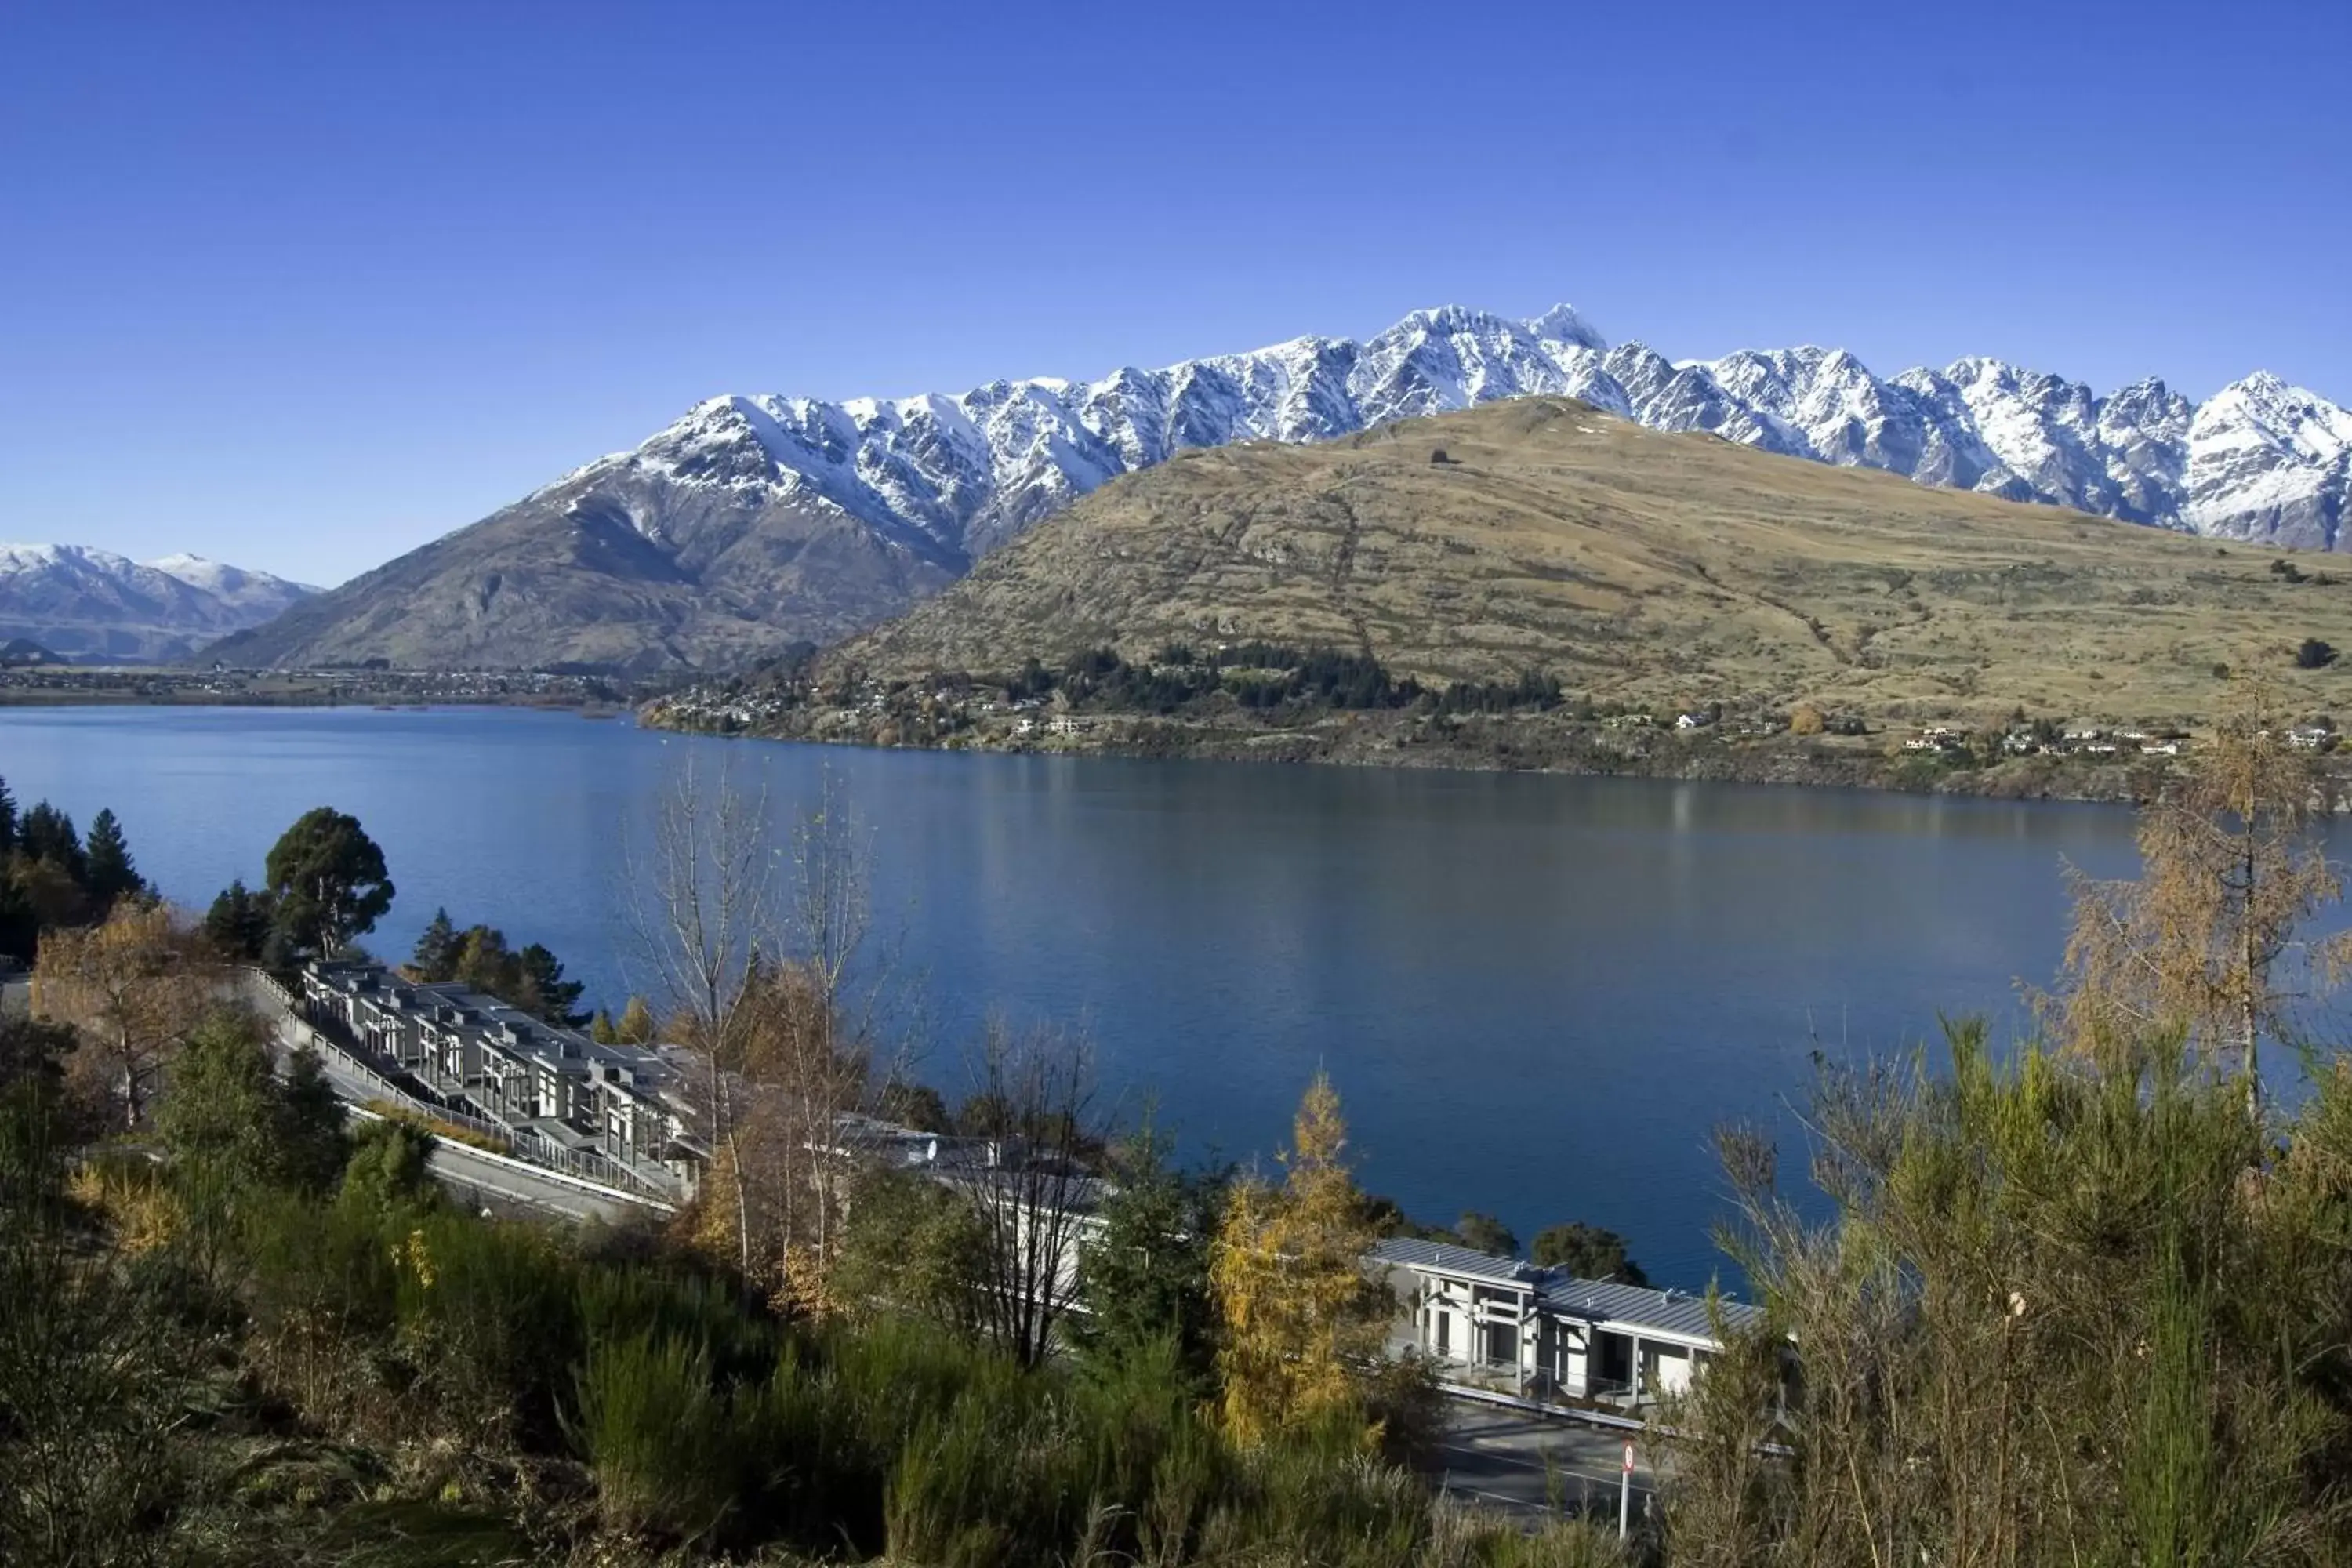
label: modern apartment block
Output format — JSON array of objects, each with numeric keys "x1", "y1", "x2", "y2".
[{"x1": 299, "y1": 959, "x2": 702, "y2": 1194}]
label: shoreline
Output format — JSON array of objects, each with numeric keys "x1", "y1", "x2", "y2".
[{"x1": 637, "y1": 701, "x2": 2230, "y2": 807}]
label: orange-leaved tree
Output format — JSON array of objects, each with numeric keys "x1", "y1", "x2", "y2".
[
  {"x1": 1211, "y1": 1071, "x2": 1391, "y2": 1446},
  {"x1": 2053, "y1": 681, "x2": 2350, "y2": 1115},
  {"x1": 34, "y1": 900, "x2": 217, "y2": 1127}
]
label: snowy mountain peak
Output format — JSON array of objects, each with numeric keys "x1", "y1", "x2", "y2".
[
  {"x1": 0, "y1": 543, "x2": 320, "y2": 662},
  {"x1": 1523, "y1": 303, "x2": 1608, "y2": 350},
  {"x1": 591, "y1": 303, "x2": 2350, "y2": 562}
]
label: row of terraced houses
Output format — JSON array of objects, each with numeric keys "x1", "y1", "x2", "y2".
[
  {"x1": 298, "y1": 961, "x2": 1766, "y2": 1412},
  {"x1": 299, "y1": 959, "x2": 706, "y2": 1196}
]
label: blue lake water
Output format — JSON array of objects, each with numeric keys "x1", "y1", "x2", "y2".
[{"x1": 0, "y1": 703, "x2": 2178, "y2": 1286}]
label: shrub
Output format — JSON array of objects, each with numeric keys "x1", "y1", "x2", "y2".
[
  {"x1": 571, "y1": 1330, "x2": 739, "y2": 1544},
  {"x1": 2296, "y1": 637, "x2": 2338, "y2": 669}
]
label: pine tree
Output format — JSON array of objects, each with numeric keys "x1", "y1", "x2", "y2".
[
  {"x1": 1073, "y1": 1123, "x2": 1224, "y2": 1385},
  {"x1": 18, "y1": 803, "x2": 82, "y2": 882},
  {"x1": 276, "y1": 1050, "x2": 349, "y2": 1192},
  {"x1": 81, "y1": 809, "x2": 142, "y2": 914},
  {"x1": 1212, "y1": 1072, "x2": 1389, "y2": 1446},
  {"x1": 201, "y1": 880, "x2": 276, "y2": 963},
  {"x1": 517, "y1": 943, "x2": 587, "y2": 1027},
  {"x1": 0, "y1": 775, "x2": 17, "y2": 855},
  {"x1": 408, "y1": 907, "x2": 460, "y2": 981}
]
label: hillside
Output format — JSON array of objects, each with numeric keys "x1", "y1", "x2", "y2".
[
  {"x1": 820, "y1": 398, "x2": 2351, "y2": 725},
  {"x1": 201, "y1": 466, "x2": 960, "y2": 674},
  {"x1": 206, "y1": 301, "x2": 2348, "y2": 674},
  {"x1": 0, "y1": 545, "x2": 315, "y2": 663}
]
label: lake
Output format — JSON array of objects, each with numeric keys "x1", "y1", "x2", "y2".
[{"x1": 0, "y1": 703, "x2": 2164, "y2": 1287}]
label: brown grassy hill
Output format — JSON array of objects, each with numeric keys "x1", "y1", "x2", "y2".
[{"x1": 838, "y1": 397, "x2": 2351, "y2": 724}]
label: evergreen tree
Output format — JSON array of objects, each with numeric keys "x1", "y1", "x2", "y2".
[
  {"x1": 1073, "y1": 1123, "x2": 1225, "y2": 1388},
  {"x1": 18, "y1": 803, "x2": 82, "y2": 882},
  {"x1": 517, "y1": 943, "x2": 587, "y2": 1027},
  {"x1": 336, "y1": 1118, "x2": 438, "y2": 1217},
  {"x1": 408, "y1": 907, "x2": 460, "y2": 981},
  {"x1": 263, "y1": 807, "x2": 393, "y2": 956},
  {"x1": 0, "y1": 871, "x2": 39, "y2": 965},
  {"x1": 1529, "y1": 1221, "x2": 1648, "y2": 1285},
  {"x1": 154, "y1": 1011, "x2": 291, "y2": 1191},
  {"x1": 1454, "y1": 1210, "x2": 1519, "y2": 1257},
  {"x1": 0, "y1": 774, "x2": 17, "y2": 855},
  {"x1": 81, "y1": 809, "x2": 142, "y2": 914},
  {"x1": 276, "y1": 1050, "x2": 349, "y2": 1192},
  {"x1": 201, "y1": 880, "x2": 276, "y2": 963}
]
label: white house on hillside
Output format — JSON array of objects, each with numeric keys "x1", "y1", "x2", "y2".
[{"x1": 1370, "y1": 1236, "x2": 1766, "y2": 1410}]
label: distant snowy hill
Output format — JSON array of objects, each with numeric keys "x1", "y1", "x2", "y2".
[
  {"x1": 213, "y1": 302, "x2": 2351, "y2": 672},
  {"x1": 0, "y1": 545, "x2": 317, "y2": 663}
]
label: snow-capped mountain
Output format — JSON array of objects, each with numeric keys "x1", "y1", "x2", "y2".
[
  {"x1": 554, "y1": 303, "x2": 2347, "y2": 570},
  {"x1": 0, "y1": 544, "x2": 318, "y2": 662},
  {"x1": 214, "y1": 301, "x2": 2350, "y2": 673}
]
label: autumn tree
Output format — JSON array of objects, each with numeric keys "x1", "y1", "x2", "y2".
[
  {"x1": 264, "y1": 807, "x2": 394, "y2": 956},
  {"x1": 1212, "y1": 1072, "x2": 1392, "y2": 1446},
  {"x1": 2053, "y1": 684, "x2": 2352, "y2": 1112},
  {"x1": 614, "y1": 994, "x2": 656, "y2": 1044},
  {"x1": 33, "y1": 902, "x2": 216, "y2": 1128}
]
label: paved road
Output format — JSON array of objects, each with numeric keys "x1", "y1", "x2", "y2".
[
  {"x1": 247, "y1": 976, "x2": 667, "y2": 1227},
  {"x1": 414, "y1": 1134, "x2": 665, "y2": 1226},
  {"x1": 1428, "y1": 1405, "x2": 1661, "y2": 1526}
]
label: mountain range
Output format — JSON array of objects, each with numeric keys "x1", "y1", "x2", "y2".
[
  {"x1": 208, "y1": 303, "x2": 2352, "y2": 673},
  {"x1": 0, "y1": 546, "x2": 317, "y2": 663},
  {"x1": 809, "y1": 396, "x2": 2344, "y2": 728}
]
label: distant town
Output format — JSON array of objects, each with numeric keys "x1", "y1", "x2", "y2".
[{"x1": 0, "y1": 661, "x2": 643, "y2": 710}]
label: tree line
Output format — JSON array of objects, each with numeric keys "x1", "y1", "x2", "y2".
[{"x1": 0, "y1": 776, "x2": 148, "y2": 961}]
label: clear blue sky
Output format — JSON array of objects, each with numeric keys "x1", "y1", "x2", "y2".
[{"x1": 4, "y1": 0, "x2": 2346, "y2": 586}]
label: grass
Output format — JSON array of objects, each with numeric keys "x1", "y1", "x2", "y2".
[{"x1": 844, "y1": 397, "x2": 2351, "y2": 731}]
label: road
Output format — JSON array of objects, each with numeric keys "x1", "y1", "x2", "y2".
[
  {"x1": 247, "y1": 974, "x2": 670, "y2": 1226},
  {"x1": 1427, "y1": 1404, "x2": 1661, "y2": 1527}
]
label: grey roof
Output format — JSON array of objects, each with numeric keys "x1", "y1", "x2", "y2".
[
  {"x1": 1370, "y1": 1236, "x2": 1765, "y2": 1342},
  {"x1": 1541, "y1": 1275, "x2": 1764, "y2": 1341},
  {"x1": 1370, "y1": 1236, "x2": 1542, "y2": 1286}
]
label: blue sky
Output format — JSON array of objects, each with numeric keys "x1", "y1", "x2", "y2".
[{"x1": 4, "y1": 0, "x2": 2347, "y2": 586}]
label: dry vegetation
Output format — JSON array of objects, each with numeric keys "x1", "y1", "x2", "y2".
[{"x1": 848, "y1": 398, "x2": 2350, "y2": 728}]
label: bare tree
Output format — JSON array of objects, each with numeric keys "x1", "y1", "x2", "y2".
[
  {"x1": 953, "y1": 1021, "x2": 1103, "y2": 1368},
  {"x1": 625, "y1": 750, "x2": 782, "y2": 1276},
  {"x1": 2052, "y1": 681, "x2": 2352, "y2": 1114}
]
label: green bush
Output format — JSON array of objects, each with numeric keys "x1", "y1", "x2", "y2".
[{"x1": 570, "y1": 1330, "x2": 740, "y2": 1544}]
